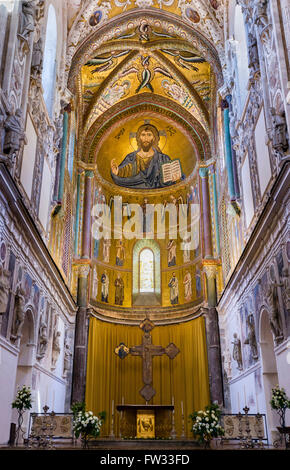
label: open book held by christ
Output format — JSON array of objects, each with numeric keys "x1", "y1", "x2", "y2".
[{"x1": 161, "y1": 159, "x2": 182, "y2": 184}]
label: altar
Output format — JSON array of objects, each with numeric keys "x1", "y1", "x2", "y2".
[
  {"x1": 116, "y1": 404, "x2": 174, "y2": 439},
  {"x1": 114, "y1": 319, "x2": 179, "y2": 439}
]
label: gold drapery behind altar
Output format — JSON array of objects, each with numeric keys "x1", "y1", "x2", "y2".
[{"x1": 85, "y1": 316, "x2": 210, "y2": 438}]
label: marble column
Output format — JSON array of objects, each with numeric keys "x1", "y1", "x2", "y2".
[
  {"x1": 81, "y1": 170, "x2": 94, "y2": 259},
  {"x1": 226, "y1": 95, "x2": 240, "y2": 199},
  {"x1": 209, "y1": 164, "x2": 221, "y2": 257},
  {"x1": 53, "y1": 151, "x2": 61, "y2": 202},
  {"x1": 71, "y1": 264, "x2": 90, "y2": 404},
  {"x1": 231, "y1": 146, "x2": 240, "y2": 200},
  {"x1": 199, "y1": 167, "x2": 213, "y2": 259},
  {"x1": 58, "y1": 110, "x2": 69, "y2": 202},
  {"x1": 74, "y1": 170, "x2": 83, "y2": 256},
  {"x1": 203, "y1": 264, "x2": 224, "y2": 405},
  {"x1": 221, "y1": 97, "x2": 236, "y2": 201}
]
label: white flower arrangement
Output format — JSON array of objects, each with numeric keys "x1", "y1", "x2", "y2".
[
  {"x1": 190, "y1": 403, "x2": 224, "y2": 444},
  {"x1": 270, "y1": 385, "x2": 290, "y2": 410},
  {"x1": 270, "y1": 385, "x2": 290, "y2": 428},
  {"x1": 73, "y1": 410, "x2": 104, "y2": 440},
  {"x1": 12, "y1": 385, "x2": 32, "y2": 411}
]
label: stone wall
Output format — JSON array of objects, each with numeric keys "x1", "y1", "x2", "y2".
[{"x1": 0, "y1": 164, "x2": 76, "y2": 444}]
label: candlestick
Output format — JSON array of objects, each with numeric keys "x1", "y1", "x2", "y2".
[
  {"x1": 244, "y1": 385, "x2": 247, "y2": 407},
  {"x1": 181, "y1": 401, "x2": 185, "y2": 438},
  {"x1": 37, "y1": 390, "x2": 41, "y2": 414},
  {"x1": 255, "y1": 389, "x2": 259, "y2": 413},
  {"x1": 171, "y1": 397, "x2": 176, "y2": 439},
  {"x1": 109, "y1": 401, "x2": 115, "y2": 438},
  {"x1": 122, "y1": 396, "x2": 124, "y2": 405}
]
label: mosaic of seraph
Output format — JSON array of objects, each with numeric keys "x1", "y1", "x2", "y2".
[
  {"x1": 81, "y1": 41, "x2": 211, "y2": 133},
  {"x1": 160, "y1": 50, "x2": 211, "y2": 107},
  {"x1": 82, "y1": 50, "x2": 131, "y2": 107}
]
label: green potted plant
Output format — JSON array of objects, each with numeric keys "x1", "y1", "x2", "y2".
[
  {"x1": 71, "y1": 401, "x2": 86, "y2": 419},
  {"x1": 11, "y1": 385, "x2": 32, "y2": 445},
  {"x1": 189, "y1": 403, "x2": 224, "y2": 448}
]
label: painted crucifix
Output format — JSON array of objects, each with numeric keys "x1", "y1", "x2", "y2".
[{"x1": 114, "y1": 318, "x2": 180, "y2": 402}]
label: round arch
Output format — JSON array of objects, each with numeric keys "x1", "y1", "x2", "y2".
[
  {"x1": 81, "y1": 44, "x2": 210, "y2": 132},
  {"x1": 259, "y1": 307, "x2": 280, "y2": 442},
  {"x1": 12, "y1": 306, "x2": 37, "y2": 443},
  {"x1": 17, "y1": 306, "x2": 36, "y2": 366},
  {"x1": 139, "y1": 247, "x2": 155, "y2": 293},
  {"x1": 67, "y1": 8, "x2": 223, "y2": 92},
  {"x1": 84, "y1": 93, "x2": 212, "y2": 167}
]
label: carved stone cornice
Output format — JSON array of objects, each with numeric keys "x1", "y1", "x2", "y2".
[
  {"x1": 88, "y1": 301, "x2": 206, "y2": 326},
  {"x1": 76, "y1": 161, "x2": 97, "y2": 172}
]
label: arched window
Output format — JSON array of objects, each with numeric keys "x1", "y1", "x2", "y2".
[
  {"x1": 0, "y1": 1, "x2": 15, "y2": 65},
  {"x1": 139, "y1": 248, "x2": 154, "y2": 293},
  {"x1": 0, "y1": 1, "x2": 14, "y2": 11},
  {"x1": 42, "y1": 4, "x2": 57, "y2": 117},
  {"x1": 132, "y1": 240, "x2": 161, "y2": 305},
  {"x1": 234, "y1": 4, "x2": 250, "y2": 111}
]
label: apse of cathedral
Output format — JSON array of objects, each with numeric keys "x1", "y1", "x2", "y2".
[{"x1": 0, "y1": 0, "x2": 289, "y2": 450}]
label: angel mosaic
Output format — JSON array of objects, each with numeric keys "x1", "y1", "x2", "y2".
[{"x1": 120, "y1": 55, "x2": 172, "y2": 93}]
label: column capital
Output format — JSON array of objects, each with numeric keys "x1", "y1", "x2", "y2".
[
  {"x1": 199, "y1": 167, "x2": 209, "y2": 178},
  {"x1": 76, "y1": 160, "x2": 97, "y2": 172},
  {"x1": 218, "y1": 83, "x2": 231, "y2": 100},
  {"x1": 63, "y1": 104, "x2": 72, "y2": 114},
  {"x1": 202, "y1": 262, "x2": 218, "y2": 280},
  {"x1": 86, "y1": 307, "x2": 94, "y2": 319},
  {"x1": 60, "y1": 87, "x2": 74, "y2": 108},
  {"x1": 221, "y1": 98, "x2": 229, "y2": 111},
  {"x1": 85, "y1": 170, "x2": 94, "y2": 178},
  {"x1": 78, "y1": 264, "x2": 91, "y2": 278}
]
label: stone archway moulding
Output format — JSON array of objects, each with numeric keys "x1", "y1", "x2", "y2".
[
  {"x1": 83, "y1": 92, "x2": 212, "y2": 165},
  {"x1": 66, "y1": 8, "x2": 224, "y2": 92},
  {"x1": 80, "y1": 44, "x2": 211, "y2": 133}
]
